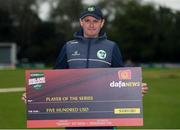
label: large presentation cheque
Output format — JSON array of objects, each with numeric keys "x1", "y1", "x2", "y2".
[{"x1": 26, "y1": 67, "x2": 143, "y2": 128}]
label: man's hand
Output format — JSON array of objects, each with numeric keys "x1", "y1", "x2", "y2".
[
  {"x1": 141, "y1": 83, "x2": 148, "y2": 96},
  {"x1": 21, "y1": 92, "x2": 27, "y2": 104}
]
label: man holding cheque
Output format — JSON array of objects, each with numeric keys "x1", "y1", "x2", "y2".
[{"x1": 22, "y1": 5, "x2": 148, "y2": 130}]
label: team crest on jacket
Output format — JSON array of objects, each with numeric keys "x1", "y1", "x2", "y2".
[{"x1": 97, "y1": 50, "x2": 106, "y2": 59}]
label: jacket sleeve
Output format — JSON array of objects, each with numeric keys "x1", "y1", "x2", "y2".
[
  {"x1": 53, "y1": 44, "x2": 68, "y2": 69},
  {"x1": 111, "y1": 43, "x2": 124, "y2": 67}
]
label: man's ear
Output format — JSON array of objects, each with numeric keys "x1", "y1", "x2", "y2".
[
  {"x1": 79, "y1": 19, "x2": 83, "y2": 27},
  {"x1": 100, "y1": 19, "x2": 105, "y2": 28}
]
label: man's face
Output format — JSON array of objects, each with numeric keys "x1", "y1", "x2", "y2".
[{"x1": 80, "y1": 16, "x2": 104, "y2": 38}]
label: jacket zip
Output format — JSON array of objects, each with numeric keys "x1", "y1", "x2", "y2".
[{"x1": 86, "y1": 39, "x2": 91, "y2": 68}]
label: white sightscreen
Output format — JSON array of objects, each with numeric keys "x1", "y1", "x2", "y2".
[{"x1": 0, "y1": 43, "x2": 17, "y2": 67}]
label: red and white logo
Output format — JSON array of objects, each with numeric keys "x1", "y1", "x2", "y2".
[{"x1": 118, "y1": 70, "x2": 131, "y2": 80}]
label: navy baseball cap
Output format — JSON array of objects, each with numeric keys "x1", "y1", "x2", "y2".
[{"x1": 80, "y1": 6, "x2": 104, "y2": 20}]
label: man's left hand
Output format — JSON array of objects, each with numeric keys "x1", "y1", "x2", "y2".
[{"x1": 141, "y1": 83, "x2": 148, "y2": 96}]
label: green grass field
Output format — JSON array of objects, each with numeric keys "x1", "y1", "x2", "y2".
[{"x1": 0, "y1": 68, "x2": 180, "y2": 129}]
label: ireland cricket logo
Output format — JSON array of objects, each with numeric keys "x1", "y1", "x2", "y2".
[
  {"x1": 88, "y1": 6, "x2": 95, "y2": 12},
  {"x1": 97, "y1": 50, "x2": 107, "y2": 59}
]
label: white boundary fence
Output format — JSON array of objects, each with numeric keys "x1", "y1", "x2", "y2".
[{"x1": 0, "y1": 87, "x2": 25, "y2": 93}]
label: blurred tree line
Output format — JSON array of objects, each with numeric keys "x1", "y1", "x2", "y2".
[{"x1": 0, "y1": 0, "x2": 179, "y2": 66}]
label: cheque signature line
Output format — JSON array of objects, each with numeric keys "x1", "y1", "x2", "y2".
[{"x1": 29, "y1": 111, "x2": 114, "y2": 114}]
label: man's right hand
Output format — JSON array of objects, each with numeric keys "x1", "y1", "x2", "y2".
[{"x1": 21, "y1": 92, "x2": 27, "y2": 104}]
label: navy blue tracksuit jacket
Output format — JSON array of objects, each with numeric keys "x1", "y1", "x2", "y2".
[{"x1": 54, "y1": 29, "x2": 123, "y2": 69}]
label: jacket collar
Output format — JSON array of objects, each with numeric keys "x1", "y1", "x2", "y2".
[{"x1": 73, "y1": 28, "x2": 107, "y2": 40}]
